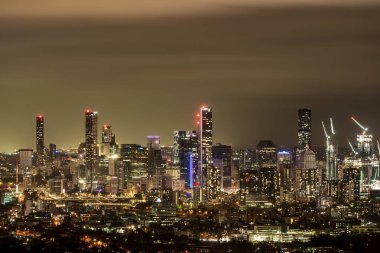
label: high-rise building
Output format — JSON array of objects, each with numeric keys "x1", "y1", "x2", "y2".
[
  {"x1": 36, "y1": 114, "x2": 45, "y2": 166},
  {"x1": 206, "y1": 165, "x2": 221, "y2": 200},
  {"x1": 147, "y1": 136, "x2": 164, "y2": 175},
  {"x1": 99, "y1": 124, "x2": 117, "y2": 173},
  {"x1": 277, "y1": 150, "x2": 293, "y2": 202},
  {"x1": 298, "y1": 108, "x2": 312, "y2": 149},
  {"x1": 237, "y1": 149, "x2": 254, "y2": 202},
  {"x1": 341, "y1": 167, "x2": 360, "y2": 203},
  {"x1": 212, "y1": 143, "x2": 232, "y2": 189},
  {"x1": 19, "y1": 149, "x2": 33, "y2": 170},
  {"x1": 120, "y1": 144, "x2": 149, "y2": 190},
  {"x1": 85, "y1": 109, "x2": 98, "y2": 191},
  {"x1": 295, "y1": 148, "x2": 318, "y2": 201},
  {"x1": 174, "y1": 130, "x2": 198, "y2": 188},
  {"x1": 256, "y1": 140, "x2": 278, "y2": 200},
  {"x1": 173, "y1": 131, "x2": 185, "y2": 165},
  {"x1": 19, "y1": 149, "x2": 33, "y2": 191},
  {"x1": 197, "y1": 106, "x2": 213, "y2": 198}
]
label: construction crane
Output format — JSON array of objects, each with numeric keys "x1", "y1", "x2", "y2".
[
  {"x1": 351, "y1": 116, "x2": 368, "y2": 132},
  {"x1": 347, "y1": 139, "x2": 358, "y2": 155},
  {"x1": 322, "y1": 121, "x2": 330, "y2": 139},
  {"x1": 330, "y1": 117, "x2": 336, "y2": 135}
]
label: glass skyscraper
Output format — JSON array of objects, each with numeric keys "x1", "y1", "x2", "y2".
[
  {"x1": 85, "y1": 109, "x2": 98, "y2": 191},
  {"x1": 36, "y1": 114, "x2": 45, "y2": 166},
  {"x1": 298, "y1": 108, "x2": 312, "y2": 149}
]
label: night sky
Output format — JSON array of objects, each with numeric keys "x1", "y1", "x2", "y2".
[{"x1": 1, "y1": 0, "x2": 380, "y2": 152}]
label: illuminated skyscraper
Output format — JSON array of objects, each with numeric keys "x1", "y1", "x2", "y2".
[
  {"x1": 174, "y1": 130, "x2": 198, "y2": 188},
  {"x1": 197, "y1": 106, "x2": 213, "y2": 199},
  {"x1": 120, "y1": 144, "x2": 149, "y2": 187},
  {"x1": 277, "y1": 150, "x2": 293, "y2": 202},
  {"x1": 197, "y1": 106, "x2": 212, "y2": 186},
  {"x1": 85, "y1": 109, "x2": 98, "y2": 191},
  {"x1": 298, "y1": 108, "x2": 312, "y2": 149},
  {"x1": 173, "y1": 131, "x2": 185, "y2": 165},
  {"x1": 212, "y1": 143, "x2": 232, "y2": 189},
  {"x1": 19, "y1": 149, "x2": 33, "y2": 191},
  {"x1": 36, "y1": 114, "x2": 45, "y2": 166},
  {"x1": 256, "y1": 140, "x2": 277, "y2": 200},
  {"x1": 295, "y1": 148, "x2": 318, "y2": 201},
  {"x1": 238, "y1": 149, "x2": 254, "y2": 203}
]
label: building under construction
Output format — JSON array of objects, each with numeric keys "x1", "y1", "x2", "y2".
[{"x1": 342, "y1": 117, "x2": 379, "y2": 201}]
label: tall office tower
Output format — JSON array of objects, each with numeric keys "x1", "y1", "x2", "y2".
[
  {"x1": 277, "y1": 150, "x2": 293, "y2": 202},
  {"x1": 295, "y1": 148, "x2": 318, "y2": 202},
  {"x1": 256, "y1": 140, "x2": 278, "y2": 200},
  {"x1": 212, "y1": 143, "x2": 232, "y2": 189},
  {"x1": 237, "y1": 149, "x2": 254, "y2": 202},
  {"x1": 147, "y1": 136, "x2": 164, "y2": 175},
  {"x1": 197, "y1": 106, "x2": 213, "y2": 198},
  {"x1": 19, "y1": 149, "x2": 33, "y2": 191},
  {"x1": 298, "y1": 108, "x2": 312, "y2": 149},
  {"x1": 175, "y1": 131, "x2": 198, "y2": 188},
  {"x1": 120, "y1": 144, "x2": 149, "y2": 190},
  {"x1": 85, "y1": 109, "x2": 98, "y2": 191},
  {"x1": 99, "y1": 124, "x2": 117, "y2": 170},
  {"x1": 36, "y1": 114, "x2": 45, "y2": 166}
]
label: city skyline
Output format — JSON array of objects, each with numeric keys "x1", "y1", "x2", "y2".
[
  {"x1": 2, "y1": 2, "x2": 380, "y2": 252},
  {"x1": 0, "y1": 105, "x2": 378, "y2": 152}
]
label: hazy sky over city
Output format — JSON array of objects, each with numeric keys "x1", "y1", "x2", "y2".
[{"x1": 1, "y1": 1, "x2": 380, "y2": 151}]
